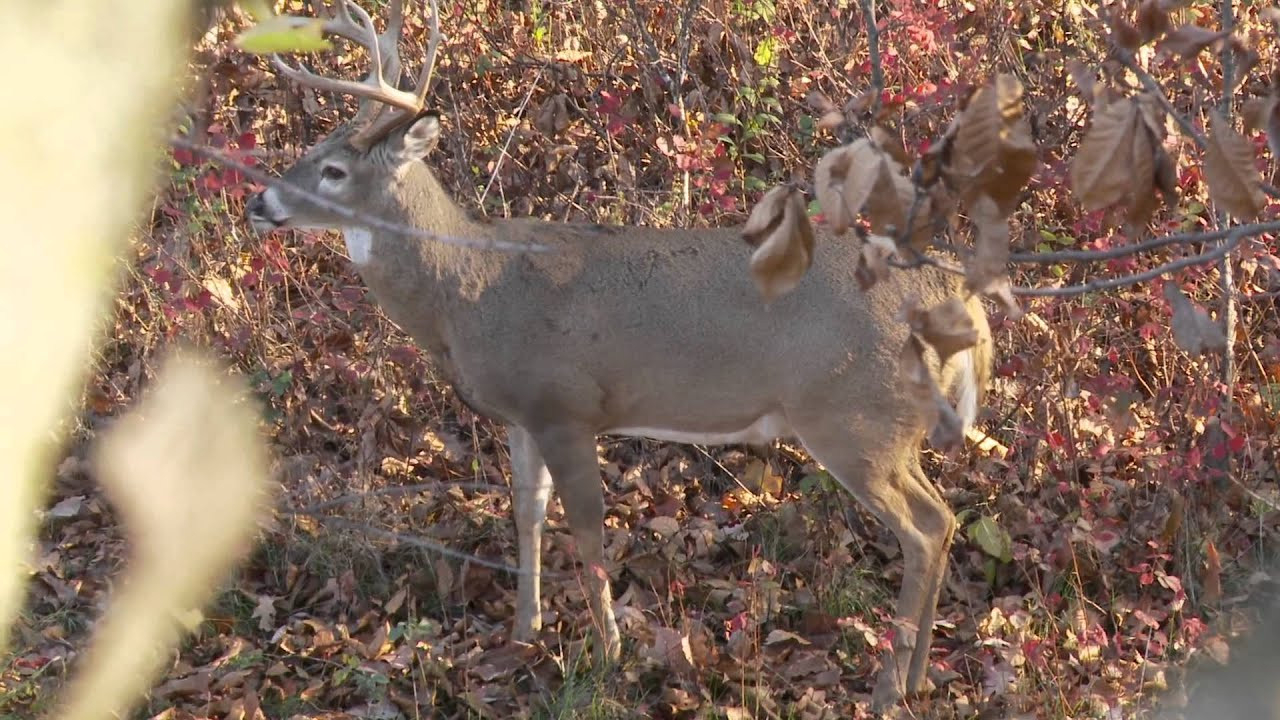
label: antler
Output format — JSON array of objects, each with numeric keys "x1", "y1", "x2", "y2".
[{"x1": 271, "y1": 0, "x2": 443, "y2": 149}]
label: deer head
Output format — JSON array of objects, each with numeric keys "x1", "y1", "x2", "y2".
[{"x1": 246, "y1": 0, "x2": 444, "y2": 237}]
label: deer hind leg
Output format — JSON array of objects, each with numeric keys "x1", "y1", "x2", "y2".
[
  {"x1": 508, "y1": 424, "x2": 554, "y2": 643},
  {"x1": 795, "y1": 422, "x2": 955, "y2": 711},
  {"x1": 529, "y1": 425, "x2": 620, "y2": 661}
]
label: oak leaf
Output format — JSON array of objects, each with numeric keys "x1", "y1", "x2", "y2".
[
  {"x1": 1203, "y1": 109, "x2": 1265, "y2": 220},
  {"x1": 1071, "y1": 99, "x2": 1139, "y2": 210},
  {"x1": 742, "y1": 185, "x2": 815, "y2": 300}
]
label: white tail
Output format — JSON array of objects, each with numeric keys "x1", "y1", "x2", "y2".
[{"x1": 244, "y1": 1, "x2": 993, "y2": 710}]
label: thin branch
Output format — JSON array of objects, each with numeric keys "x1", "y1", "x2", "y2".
[
  {"x1": 1009, "y1": 220, "x2": 1280, "y2": 264},
  {"x1": 859, "y1": 0, "x2": 884, "y2": 115},
  {"x1": 479, "y1": 65, "x2": 545, "y2": 207},
  {"x1": 1013, "y1": 226, "x2": 1246, "y2": 297},
  {"x1": 311, "y1": 516, "x2": 556, "y2": 577},
  {"x1": 170, "y1": 137, "x2": 544, "y2": 252},
  {"x1": 624, "y1": 0, "x2": 675, "y2": 91}
]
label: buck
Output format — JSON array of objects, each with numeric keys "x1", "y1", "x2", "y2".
[{"x1": 244, "y1": 0, "x2": 992, "y2": 709}]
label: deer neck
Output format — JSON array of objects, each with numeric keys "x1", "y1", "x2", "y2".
[{"x1": 348, "y1": 163, "x2": 500, "y2": 360}]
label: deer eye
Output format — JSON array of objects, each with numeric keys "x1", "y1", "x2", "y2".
[{"x1": 320, "y1": 165, "x2": 348, "y2": 181}]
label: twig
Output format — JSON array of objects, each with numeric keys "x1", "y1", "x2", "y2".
[
  {"x1": 170, "y1": 137, "x2": 545, "y2": 253},
  {"x1": 1218, "y1": 0, "x2": 1240, "y2": 399},
  {"x1": 313, "y1": 516, "x2": 555, "y2": 577},
  {"x1": 1009, "y1": 220, "x2": 1280, "y2": 264},
  {"x1": 1013, "y1": 226, "x2": 1246, "y2": 297},
  {"x1": 859, "y1": 0, "x2": 884, "y2": 115},
  {"x1": 1112, "y1": 47, "x2": 1208, "y2": 150},
  {"x1": 479, "y1": 65, "x2": 545, "y2": 207},
  {"x1": 624, "y1": 0, "x2": 675, "y2": 91}
]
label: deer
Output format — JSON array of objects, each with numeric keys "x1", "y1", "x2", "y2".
[{"x1": 243, "y1": 0, "x2": 993, "y2": 710}]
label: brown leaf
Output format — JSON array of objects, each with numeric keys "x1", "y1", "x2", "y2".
[
  {"x1": 964, "y1": 196, "x2": 1012, "y2": 307},
  {"x1": 1111, "y1": 13, "x2": 1143, "y2": 51},
  {"x1": 1203, "y1": 109, "x2": 1265, "y2": 220},
  {"x1": 817, "y1": 110, "x2": 845, "y2": 131},
  {"x1": 952, "y1": 74, "x2": 1038, "y2": 214},
  {"x1": 1127, "y1": 115, "x2": 1158, "y2": 228},
  {"x1": 1242, "y1": 94, "x2": 1280, "y2": 159},
  {"x1": 1203, "y1": 540, "x2": 1222, "y2": 607},
  {"x1": 863, "y1": 155, "x2": 913, "y2": 240},
  {"x1": 1067, "y1": 59, "x2": 1097, "y2": 102},
  {"x1": 835, "y1": 138, "x2": 894, "y2": 223},
  {"x1": 533, "y1": 94, "x2": 570, "y2": 137},
  {"x1": 742, "y1": 185, "x2": 815, "y2": 300},
  {"x1": 1156, "y1": 25, "x2": 1229, "y2": 59},
  {"x1": 1164, "y1": 283, "x2": 1227, "y2": 356},
  {"x1": 869, "y1": 125, "x2": 912, "y2": 168},
  {"x1": 806, "y1": 90, "x2": 838, "y2": 115},
  {"x1": 902, "y1": 335, "x2": 966, "y2": 451},
  {"x1": 1071, "y1": 98, "x2": 1139, "y2": 210},
  {"x1": 813, "y1": 146, "x2": 855, "y2": 234},
  {"x1": 905, "y1": 296, "x2": 980, "y2": 364},
  {"x1": 854, "y1": 233, "x2": 898, "y2": 291},
  {"x1": 1137, "y1": 0, "x2": 1171, "y2": 43}
]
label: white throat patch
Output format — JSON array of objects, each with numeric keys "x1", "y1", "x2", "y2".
[{"x1": 341, "y1": 227, "x2": 373, "y2": 265}]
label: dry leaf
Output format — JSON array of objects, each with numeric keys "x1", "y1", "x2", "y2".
[
  {"x1": 1156, "y1": 25, "x2": 1228, "y2": 59},
  {"x1": 1071, "y1": 98, "x2": 1139, "y2": 210},
  {"x1": 742, "y1": 185, "x2": 815, "y2": 300},
  {"x1": 1203, "y1": 540, "x2": 1222, "y2": 607},
  {"x1": 534, "y1": 94, "x2": 570, "y2": 137},
  {"x1": 869, "y1": 125, "x2": 911, "y2": 168},
  {"x1": 1164, "y1": 283, "x2": 1227, "y2": 356},
  {"x1": 965, "y1": 196, "x2": 1012, "y2": 301},
  {"x1": 951, "y1": 74, "x2": 1038, "y2": 215},
  {"x1": 817, "y1": 111, "x2": 845, "y2": 131},
  {"x1": 854, "y1": 233, "x2": 898, "y2": 291},
  {"x1": 1110, "y1": 13, "x2": 1143, "y2": 51},
  {"x1": 1203, "y1": 109, "x2": 1265, "y2": 220},
  {"x1": 1242, "y1": 94, "x2": 1280, "y2": 159},
  {"x1": 813, "y1": 146, "x2": 855, "y2": 233},
  {"x1": 1127, "y1": 113, "x2": 1159, "y2": 228},
  {"x1": 1136, "y1": 0, "x2": 1171, "y2": 43},
  {"x1": 901, "y1": 335, "x2": 966, "y2": 451},
  {"x1": 1067, "y1": 59, "x2": 1097, "y2": 102},
  {"x1": 904, "y1": 296, "x2": 980, "y2": 364}
]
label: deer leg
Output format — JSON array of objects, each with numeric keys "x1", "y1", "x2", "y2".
[
  {"x1": 530, "y1": 426, "x2": 620, "y2": 661},
  {"x1": 796, "y1": 424, "x2": 954, "y2": 711},
  {"x1": 508, "y1": 424, "x2": 553, "y2": 643}
]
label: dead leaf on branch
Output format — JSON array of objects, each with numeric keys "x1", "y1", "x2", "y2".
[
  {"x1": 854, "y1": 233, "x2": 898, "y2": 291},
  {"x1": 1156, "y1": 25, "x2": 1229, "y2": 60},
  {"x1": 1242, "y1": 94, "x2": 1280, "y2": 160},
  {"x1": 741, "y1": 185, "x2": 815, "y2": 300},
  {"x1": 1136, "y1": 0, "x2": 1171, "y2": 44},
  {"x1": 813, "y1": 138, "x2": 928, "y2": 247},
  {"x1": 903, "y1": 296, "x2": 980, "y2": 365},
  {"x1": 1164, "y1": 283, "x2": 1227, "y2": 356},
  {"x1": 814, "y1": 146, "x2": 856, "y2": 234},
  {"x1": 534, "y1": 94, "x2": 571, "y2": 137},
  {"x1": 1203, "y1": 109, "x2": 1265, "y2": 220},
  {"x1": 901, "y1": 334, "x2": 965, "y2": 452},
  {"x1": 964, "y1": 196, "x2": 1021, "y2": 318},
  {"x1": 951, "y1": 73, "x2": 1038, "y2": 215},
  {"x1": 1071, "y1": 98, "x2": 1139, "y2": 210}
]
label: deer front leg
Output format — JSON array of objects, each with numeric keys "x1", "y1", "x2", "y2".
[
  {"x1": 531, "y1": 426, "x2": 620, "y2": 661},
  {"x1": 508, "y1": 424, "x2": 553, "y2": 643}
]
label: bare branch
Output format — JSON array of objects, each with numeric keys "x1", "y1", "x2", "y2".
[
  {"x1": 1013, "y1": 225, "x2": 1248, "y2": 297},
  {"x1": 1010, "y1": 220, "x2": 1280, "y2": 264}
]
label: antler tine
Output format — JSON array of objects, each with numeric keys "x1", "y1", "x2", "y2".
[
  {"x1": 269, "y1": 0, "x2": 420, "y2": 114},
  {"x1": 412, "y1": 0, "x2": 444, "y2": 109}
]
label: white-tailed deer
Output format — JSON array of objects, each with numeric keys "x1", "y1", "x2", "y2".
[{"x1": 244, "y1": 0, "x2": 993, "y2": 709}]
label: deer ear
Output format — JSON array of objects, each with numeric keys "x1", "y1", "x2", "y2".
[{"x1": 398, "y1": 114, "x2": 441, "y2": 162}]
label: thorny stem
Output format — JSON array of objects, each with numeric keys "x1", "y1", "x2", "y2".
[{"x1": 170, "y1": 137, "x2": 544, "y2": 253}]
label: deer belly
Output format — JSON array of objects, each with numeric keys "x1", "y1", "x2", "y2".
[{"x1": 606, "y1": 413, "x2": 792, "y2": 445}]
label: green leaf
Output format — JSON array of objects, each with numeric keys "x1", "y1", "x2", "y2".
[
  {"x1": 713, "y1": 112, "x2": 742, "y2": 127},
  {"x1": 743, "y1": 152, "x2": 765, "y2": 164},
  {"x1": 745, "y1": 176, "x2": 768, "y2": 191},
  {"x1": 235, "y1": 15, "x2": 332, "y2": 55},
  {"x1": 967, "y1": 515, "x2": 1012, "y2": 563}
]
